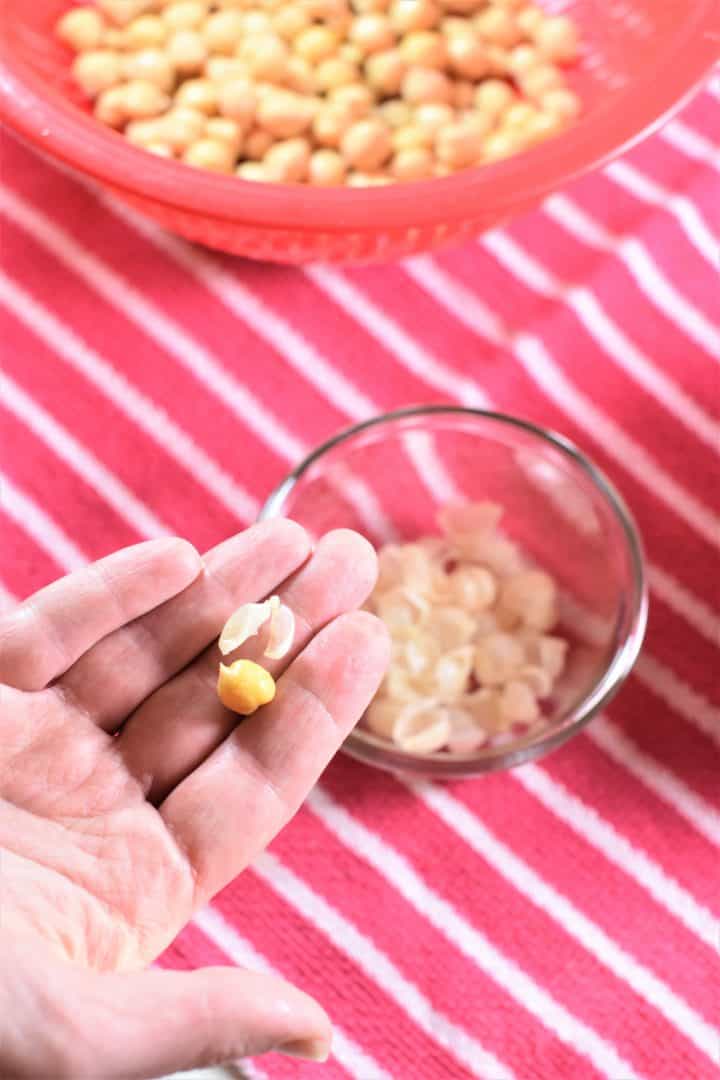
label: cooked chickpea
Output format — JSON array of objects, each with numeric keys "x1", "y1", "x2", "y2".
[
  {"x1": 244, "y1": 127, "x2": 275, "y2": 159},
  {"x1": 242, "y1": 34, "x2": 290, "y2": 82},
  {"x1": 503, "y1": 101, "x2": 539, "y2": 129},
  {"x1": 183, "y1": 136, "x2": 237, "y2": 172},
  {"x1": 205, "y1": 57, "x2": 248, "y2": 82},
  {"x1": 401, "y1": 66, "x2": 452, "y2": 105},
  {"x1": 315, "y1": 57, "x2": 359, "y2": 92},
  {"x1": 483, "y1": 128, "x2": 521, "y2": 160},
  {"x1": 167, "y1": 29, "x2": 207, "y2": 75},
  {"x1": 392, "y1": 123, "x2": 432, "y2": 152},
  {"x1": 347, "y1": 171, "x2": 390, "y2": 186},
  {"x1": 390, "y1": 0, "x2": 440, "y2": 34},
  {"x1": 515, "y1": 4, "x2": 543, "y2": 36},
  {"x1": 206, "y1": 116, "x2": 244, "y2": 151},
  {"x1": 203, "y1": 9, "x2": 244, "y2": 53},
  {"x1": 240, "y1": 11, "x2": 274, "y2": 35},
  {"x1": 518, "y1": 63, "x2": 564, "y2": 100},
  {"x1": 123, "y1": 79, "x2": 171, "y2": 118},
  {"x1": 309, "y1": 148, "x2": 346, "y2": 185},
  {"x1": 97, "y1": 0, "x2": 156, "y2": 26},
  {"x1": 124, "y1": 48, "x2": 176, "y2": 92},
  {"x1": 72, "y1": 50, "x2": 124, "y2": 97},
  {"x1": 125, "y1": 14, "x2": 168, "y2": 49},
  {"x1": 365, "y1": 49, "x2": 407, "y2": 96},
  {"x1": 217, "y1": 659, "x2": 276, "y2": 715},
  {"x1": 436, "y1": 119, "x2": 485, "y2": 167},
  {"x1": 263, "y1": 137, "x2": 311, "y2": 182},
  {"x1": 330, "y1": 83, "x2": 374, "y2": 117},
  {"x1": 400, "y1": 30, "x2": 446, "y2": 69},
  {"x1": 379, "y1": 98, "x2": 413, "y2": 128},
  {"x1": 391, "y1": 145, "x2": 434, "y2": 180},
  {"x1": 94, "y1": 85, "x2": 128, "y2": 127},
  {"x1": 161, "y1": 106, "x2": 207, "y2": 151},
  {"x1": 236, "y1": 161, "x2": 268, "y2": 181},
  {"x1": 125, "y1": 117, "x2": 165, "y2": 147},
  {"x1": 175, "y1": 77, "x2": 218, "y2": 114},
  {"x1": 506, "y1": 43, "x2": 540, "y2": 74},
  {"x1": 441, "y1": 0, "x2": 482, "y2": 13},
  {"x1": 146, "y1": 141, "x2": 174, "y2": 158},
  {"x1": 452, "y1": 79, "x2": 474, "y2": 108},
  {"x1": 313, "y1": 102, "x2": 354, "y2": 147},
  {"x1": 473, "y1": 77, "x2": 514, "y2": 118},
  {"x1": 541, "y1": 87, "x2": 581, "y2": 121},
  {"x1": 162, "y1": 2, "x2": 208, "y2": 31},
  {"x1": 257, "y1": 89, "x2": 316, "y2": 137},
  {"x1": 217, "y1": 79, "x2": 258, "y2": 127},
  {"x1": 294, "y1": 25, "x2": 339, "y2": 63},
  {"x1": 473, "y1": 7, "x2": 523, "y2": 47},
  {"x1": 446, "y1": 33, "x2": 489, "y2": 79},
  {"x1": 341, "y1": 118, "x2": 392, "y2": 170},
  {"x1": 57, "y1": 8, "x2": 106, "y2": 51},
  {"x1": 284, "y1": 55, "x2": 316, "y2": 94},
  {"x1": 414, "y1": 101, "x2": 453, "y2": 133},
  {"x1": 272, "y1": 4, "x2": 312, "y2": 41},
  {"x1": 350, "y1": 14, "x2": 396, "y2": 54},
  {"x1": 533, "y1": 15, "x2": 579, "y2": 63}
]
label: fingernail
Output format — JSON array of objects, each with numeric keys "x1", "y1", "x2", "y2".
[{"x1": 277, "y1": 1037, "x2": 330, "y2": 1062}]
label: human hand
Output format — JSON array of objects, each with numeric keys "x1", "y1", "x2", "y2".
[{"x1": 0, "y1": 521, "x2": 389, "y2": 1079}]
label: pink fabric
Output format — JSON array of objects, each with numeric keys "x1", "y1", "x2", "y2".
[{"x1": 1, "y1": 82, "x2": 718, "y2": 1080}]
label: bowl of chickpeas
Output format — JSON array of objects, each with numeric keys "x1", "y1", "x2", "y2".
[
  {"x1": 1, "y1": 1, "x2": 717, "y2": 263},
  {"x1": 260, "y1": 406, "x2": 648, "y2": 776}
]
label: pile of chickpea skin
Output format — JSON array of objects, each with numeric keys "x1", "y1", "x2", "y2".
[{"x1": 58, "y1": 0, "x2": 581, "y2": 186}]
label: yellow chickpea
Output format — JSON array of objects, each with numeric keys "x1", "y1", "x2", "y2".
[
  {"x1": 236, "y1": 161, "x2": 268, "y2": 181},
  {"x1": 205, "y1": 57, "x2": 248, "y2": 82},
  {"x1": 446, "y1": 33, "x2": 489, "y2": 79},
  {"x1": 244, "y1": 127, "x2": 274, "y2": 159},
  {"x1": 330, "y1": 83, "x2": 374, "y2": 118},
  {"x1": 518, "y1": 63, "x2": 564, "y2": 100},
  {"x1": 365, "y1": 49, "x2": 407, "y2": 96},
  {"x1": 473, "y1": 77, "x2": 515, "y2": 119},
  {"x1": 175, "y1": 77, "x2": 218, "y2": 114},
  {"x1": 284, "y1": 55, "x2": 316, "y2": 94},
  {"x1": 436, "y1": 119, "x2": 485, "y2": 168},
  {"x1": 312, "y1": 102, "x2": 354, "y2": 147},
  {"x1": 308, "y1": 148, "x2": 346, "y2": 185},
  {"x1": 294, "y1": 25, "x2": 339, "y2": 63},
  {"x1": 263, "y1": 137, "x2": 311, "y2": 182},
  {"x1": 524, "y1": 110, "x2": 564, "y2": 144},
  {"x1": 533, "y1": 15, "x2": 579, "y2": 63},
  {"x1": 97, "y1": 0, "x2": 157, "y2": 26},
  {"x1": 217, "y1": 659, "x2": 276, "y2": 715},
  {"x1": 390, "y1": 0, "x2": 440, "y2": 34},
  {"x1": 379, "y1": 98, "x2": 413, "y2": 128},
  {"x1": 124, "y1": 49, "x2": 176, "y2": 92},
  {"x1": 353, "y1": 0, "x2": 390, "y2": 11},
  {"x1": 125, "y1": 117, "x2": 165, "y2": 147},
  {"x1": 272, "y1": 4, "x2": 312, "y2": 41},
  {"x1": 256, "y1": 89, "x2": 316, "y2": 137},
  {"x1": 94, "y1": 85, "x2": 128, "y2": 127},
  {"x1": 240, "y1": 11, "x2": 274, "y2": 35},
  {"x1": 401, "y1": 66, "x2": 452, "y2": 105},
  {"x1": 162, "y1": 2, "x2": 208, "y2": 31},
  {"x1": 146, "y1": 141, "x2": 174, "y2": 158},
  {"x1": 350, "y1": 14, "x2": 396, "y2": 55},
  {"x1": 347, "y1": 171, "x2": 390, "y2": 186},
  {"x1": 167, "y1": 29, "x2": 207, "y2": 75},
  {"x1": 515, "y1": 4, "x2": 543, "y2": 36},
  {"x1": 340, "y1": 118, "x2": 392, "y2": 170},
  {"x1": 161, "y1": 106, "x2": 207, "y2": 151},
  {"x1": 123, "y1": 79, "x2": 171, "y2": 119},
  {"x1": 504, "y1": 101, "x2": 539, "y2": 128},
  {"x1": 202, "y1": 10, "x2": 244, "y2": 53},
  {"x1": 473, "y1": 7, "x2": 523, "y2": 47},
  {"x1": 541, "y1": 87, "x2": 581, "y2": 121},
  {"x1": 205, "y1": 116, "x2": 244, "y2": 151},
  {"x1": 400, "y1": 30, "x2": 446, "y2": 68},
  {"x1": 315, "y1": 57, "x2": 359, "y2": 92},
  {"x1": 241, "y1": 34, "x2": 290, "y2": 83},
  {"x1": 440, "y1": 0, "x2": 481, "y2": 13},
  {"x1": 483, "y1": 129, "x2": 523, "y2": 160},
  {"x1": 506, "y1": 43, "x2": 541, "y2": 74},
  {"x1": 57, "y1": 7, "x2": 106, "y2": 51},
  {"x1": 183, "y1": 137, "x2": 237, "y2": 173},
  {"x1": 391, "y1": 146, "x2": 434, "y2": 180},
  {"x1": 414, "y1": 101, "x2": 453, "y2": 133},
  {"x1": 392, "y1": 123, "x2": 432, "y2": 152},
  {"x1": 72, "y1": 50, "x2": 124, "y2": 97},
  {"x1": 217, "y1": 79, "x2": 257, "y2": 128},
  {"x1": 124, "y1": 14, "x2": 168, "y2": 48}
]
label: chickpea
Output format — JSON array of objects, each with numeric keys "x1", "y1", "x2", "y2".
[
  {"x1": 236, "y1": 161, "x2": 268, "y2": 181},
  {"x1": 452, "y1": 79, "x2": 474, "y2": 108},
  {"x1": 392, "y1": 123, "x2": 432, "y2": 152},
  {"x1": 400, "y1": 30, "x2": 446, "y2": 68},
  {"x1": 440, "y1": 0, "x2": 481, "y2": 13},
  {"x1": 97, "y1": 0, "x2": 157, "y2": 26},
  {"x1": 446, "y1": 34, "x2": 489, "y2": 79},
  {"x1": 240, "y1": 11, "x2": 274, "y2": 35},
  {"x1": 72, "y1": 50, "x2": 124, "y2": 97},
  {"x1": 217, "y1": 79, "x2": 258, "y2": 128},
  {"x1": 436, "y1": 119, "x2": 485, "y2": 167},
  {"x1": 175, "y1": 77, "x2": 219, "y2": 114},
  {"x1": 124, "y1": 48, "x2": 176, "y2": 92},
  {"x1": 533, "y1": 15, "x2": 579, "y2": 63},
  {"x1": 167, "y1": 29, "x2": 207, "y2": 76},
  {"x1": 272, "y1": 5, "x2": 312, "y2": 41},
  {"x1": 202, "y1": 10, "x2": 244, "y2": 54},
  {"x1": 315, "y1": 57, "x2": 359, "y2": 92},
  {"x1": 162, "y1": 2, "x2": 208, "y2": 31},
  {"x1": 473, "y1": 8, "x2": 523, "y2": 47},
  {"x1": 245, "y1": 127, "x2": 274, "y2": 159},
  {"x1": 125, "y1": 118, "x2": 165, "y2": 146},
  {"x1": 506, "y1": 43, "x2": 540, "y2": 75},
  {"x1": 123, "y1": 79, "x2": 171, "y2": 118},
  {"x1": 241, "y1": 34, "x2": 290, "y2": 83},
  {"x1": 391, "y1": 146, "x2": 434, "y2": 180},
  {"x1": 205, "y1": 116, "x2": 244, "y2": 151},
  {"x1": 294, "y1": 25, "x2": 339, "y2": 63},
  {"x1": 389, "y1": 0, "x2": 440, "y2": 34},
  {"x1": 518, "y1": 63, "x2": 563, "y2": 100},
  {"x1": 205, "y1": 57, "x2": 248, "y2": 82},
  {"x1": 330, "y1": 83, "x2": 374, "y2": 117},
  {"x1": 217, "y1": 659, "x2": 276, "y2": 715},
  {"x1": 541, "y1": 87, "x2": 581, "y2": 121},
  {"x1": 365, "y1": 49, "x2": 407, "y2": 96},
  {"x1": 161, "y1": 106, "x2": 207, "y2": 151},
  {"x1": 256, "y1": 89, "x2": 316, "y2": 137},
  {"x1": 183, "y1": 136, "x2": 237, "y2": 172},
  {"x1": 313, "y1": 102, "x2": 354, "y2": 147},
  {"x1": 347, "y1": 171, "x2": 390, "y2": 186},
  {"x1": 414, "y1": 101, "x2": 453, "y2": 133},
  {"x1": 284, "y1": 56, "x2": 316, "y2": 94},
  {"x1": 57, "y1": 7, "x2": 106, "y2": 51},
  {"x1": 340, "y1": 118, "x2": 392, "y2": 170},
  {"x1": 515, "y1": 5, "x2": 543, "y2": 36},
  {"x1": 124, "y1": 14, "x2": 168, "y2": 49},
  {"x1": 473, "y1": 78, "x2": 514, "y2": 119},
  {"x1": 353, "y1": 0, "x2": 391, "y2": 11},
  {"x1": 94, "y1": 85, "x2": 128, "y2": 127},
  {"x1": 350, "y1": 14, "x2": 396, "y2": 54},
  {"x1": 146, "y1": 141, "x2": 174, "y2": 157},
  {"x1": 401, "y1": 66, "x2": 452, "y2": 105},
  {"x1": 309, "y1": 148, "x2": 346, "y2": 185},
  {"x1": 524, "y1": 110, "x2": 564, "y2": 144},
  {"x1": 503, "y1": 101, "x2": 539, "y2": 128},
  {"x1": 263, "y1": 137, "x2": 311, "y2": 182},
  {"x1": 379, "y1": 98, "x2": 413, "y2": 128}
]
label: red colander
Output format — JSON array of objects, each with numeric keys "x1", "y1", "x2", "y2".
[{"x1": 1, "y1": 0, "x2": 718, "y2": 264}]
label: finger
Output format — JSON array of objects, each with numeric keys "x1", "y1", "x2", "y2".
[
  {"x1": 118, "y1": 529, "x2": 379, "y2": 802},
  {"x1": 161, "y1": 610, "x2": 390, "y2": 903},
  {"x1": 0, "y1": 539, "x2": 201, "y2": 692},
  {"x1": 5, "y1": 935, "x2": 330, "y2": 1079},
  {"x1": 57, "y1": 519, "x2": 311, "y2": 730}
]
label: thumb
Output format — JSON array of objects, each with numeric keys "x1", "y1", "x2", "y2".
[{"x1": 3, "y1": 937, "x2": 331, "y2": 1079}]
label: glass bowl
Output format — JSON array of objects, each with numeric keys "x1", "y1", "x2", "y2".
[
  {"x1": 1, "y1": 1, "x2": 718, "y2": 263},
  {"x1": 260, "y1": 406, "x2": 647, "y2": 778}
]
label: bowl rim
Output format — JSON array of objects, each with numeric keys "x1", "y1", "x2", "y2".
[
  {"x1": 1, "y1": 0, "x2": 718, "y2": 233},
  {"x1": 260, "y1": 405, "x2": 649, "y2": 778}
]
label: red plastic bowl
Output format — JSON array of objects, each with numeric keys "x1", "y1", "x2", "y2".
[{"x1": 1, "y1": 1, "x2": 718, "y2": 264}]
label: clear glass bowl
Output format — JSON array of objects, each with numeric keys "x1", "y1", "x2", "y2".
[{"x1": 260, "y1": 407, "x2": 648, "y2": 777}]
